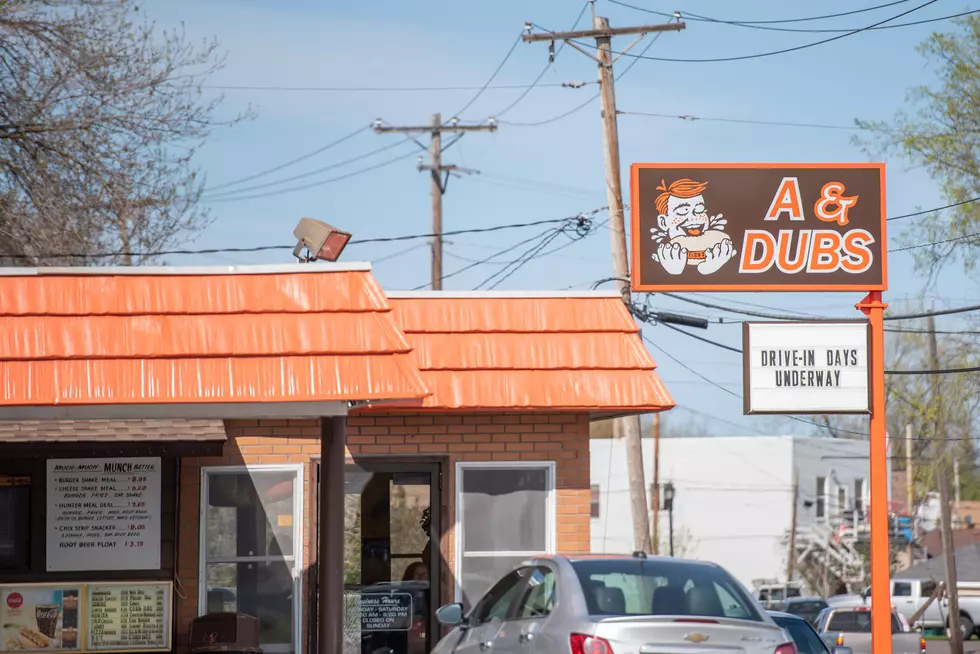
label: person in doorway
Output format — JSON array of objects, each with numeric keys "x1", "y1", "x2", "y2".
[{"x1": 402, "y1": 562, "x2": 428, "y2": 582}]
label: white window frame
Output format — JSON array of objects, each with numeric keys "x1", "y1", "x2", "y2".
[
  {"x1": 199, "y1": 464, "x2": 305, "y2": 654},
  {"x1": 453, "y1": 461, "x2": 556, "y2": 603}
]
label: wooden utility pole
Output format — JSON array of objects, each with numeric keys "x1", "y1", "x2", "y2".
[
  {"x1": 523, "y1": 13, "x2": 685, "y2": 555},
  {"x1": 787, "y1": 469, "x2": 799, "y2": 582},
  {"x1": 906, "y1": 424, "x2": 915, "y2": 565},
  {"x1": 928, "y1": 315, "x2": 964, "y2": 654},
  {"x1": 374, "y1": 115, "x2": 496, "y2": 289},
  {"x1": 652, "y1": 413, "x2": 661, "y2": 554}
]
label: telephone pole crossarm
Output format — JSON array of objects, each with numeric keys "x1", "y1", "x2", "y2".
[
  {"x1": 522, "y1": 21, "x2": 685, "y2": 43},
  {"x1": 374, "y1": 121, "x2": 498, "y2": 134}
]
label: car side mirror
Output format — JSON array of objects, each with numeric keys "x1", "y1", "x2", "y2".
[
  {"x1": 833, "y1": 646, "x2": 854, "y2": 654},
  {"x1": 436, "y1": 603, "x2": 465, "y2": 626}
]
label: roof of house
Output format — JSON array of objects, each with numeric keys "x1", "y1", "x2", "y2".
[
  {"x1": 0, "y1": 264, "x2": 429, "y2": 417},
  {"x1": 0, "y1": 267, "x2": 672, "y2": 422},
  {"x1": 920, "y1": 527, "x2": 980, "y2": 558},
  {"x1": 380, "y1": 291, "x2": 673, "y2": 417},
  {"x1": 894, "y1": 543, "x2": 980, "y2": 582}
]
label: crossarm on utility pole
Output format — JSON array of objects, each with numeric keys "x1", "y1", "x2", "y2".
[{"x1": 522, "y1": 22, "x2": 685, "y2": 42}]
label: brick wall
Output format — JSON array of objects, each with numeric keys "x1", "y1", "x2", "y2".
[{"x1": 175, "y1": 412, "x2": 590, "y2": 653}]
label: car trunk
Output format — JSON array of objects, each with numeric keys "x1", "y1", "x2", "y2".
[{"x1": 593, "y1": 615, "x2": 788, "y2": 654}]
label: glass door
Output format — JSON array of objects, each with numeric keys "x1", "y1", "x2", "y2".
[{"x1": 312, "y1": 461, "x2": 438, "y2": 654}]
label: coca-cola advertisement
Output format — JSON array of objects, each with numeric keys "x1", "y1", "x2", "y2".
[{"x1": 1, "y1": 586, "x2": 81, "y2": 651}]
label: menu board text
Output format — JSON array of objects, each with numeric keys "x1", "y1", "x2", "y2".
[
  {"x1": 46, "y1": 459, "x2": 162, "y2": 571},
  {"x1": 86, "y1": 584, "x2": 170, "y2": 652}
]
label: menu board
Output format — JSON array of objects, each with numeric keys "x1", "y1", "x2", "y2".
[
  {"x1": 46, "y1": 458, "x2": 162, "y2": 572},
  {"x1": 85, "y1": 584, "x2": 170, "y2": 652},
  {"x1": 359, "y1": 593, "x2": 412, "y2": 632},
  {"x1": 1, "y1": 585, "x2": 82, "y2": 652}
]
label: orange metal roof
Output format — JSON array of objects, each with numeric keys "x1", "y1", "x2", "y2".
[
  {"x1": 0, "y1": 265, "x2": 429, "y2": 410},
  {"x1": 371, "y1": 291, "x2": 673, "y2": 416}
]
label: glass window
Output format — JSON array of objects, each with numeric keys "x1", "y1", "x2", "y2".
[
  {"x1": 893, "y1": 582, "x2": 913, "y2": 597},
  {"x1": 772, "y1": 616, "x2": 830, "y2": 654},
  {"x1": 921, "y1": 581, "x2": 937, "y2": 597},
  {"x1": 837, "y1": 487, "x2": 847, "y2": 517},
  {"x1": 202, "y1": 468, "x2": 301, "y2": 654},
  {"x1": 827, "y1": 610, "x2": 902, "y2": 634},
  {"x1": 457, "y1": 464, "x2": 553, "y2": 608},
  {"x1": 516, "y1": 567, "x2": 556, "y2": 618},
  {"x1": 590, "y1": 485, "x2": 600, "y2": 519},
  {"x1": 570, "y1": 558, "x2": 762, "y2": 621},
  {"x1": 472, "y1": 570, "x2": 529, "y2": 624},
  {"x1": 854, "y1": 479, "x2": 865, "y2": 518},
  {"x1": 816, "y1": 477, "x2": 826, "y2": 518},
  {"x1": 0, "y1": 478, "x2": 30, "y2": 570}
]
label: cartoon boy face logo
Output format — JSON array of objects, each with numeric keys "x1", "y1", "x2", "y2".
[{"x1": 650, "y1": 178, "x2": 737, "y2": 276}]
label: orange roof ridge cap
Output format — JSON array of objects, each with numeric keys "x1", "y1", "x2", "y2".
[
  {"x1": 387, "y1": 290, "x2": 621, "y2": 299},
  {"x1": 0, "y1": 262, "x2": 374, "y2": 277}
]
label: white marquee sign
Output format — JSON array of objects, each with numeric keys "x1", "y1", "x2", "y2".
[{"x1": 743, "y1": 321, "x2": 871, "y2": 415}]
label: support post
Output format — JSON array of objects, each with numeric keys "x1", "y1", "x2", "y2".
[
  {"x1": 857, "y1": 290, "x2": 892, "y2": 654},
  {"x1": 319, "y1": 416, "x2": 346, "y2": 654},
  {"x1": 787, "y1": 468, "x2": 798, "y2": 582},
  {"x1": 652, "y1": 412, "x2": 661, "y2": 554},
  {"x1": 906, "y1": 424, "x2": 914, "y2": 565},
  {"x1": 428, "y1": 113, "x2": 443, "y2": 290}
]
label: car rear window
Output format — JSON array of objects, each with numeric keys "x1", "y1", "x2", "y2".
[
  {"x1": 570, "y1": 559, "x2": 762, "y2": 621},
  {"x1": 827, "y1": 610, "x2": 902, "y2": 634},
  {"x1": 772, "y1": 616, "x2": 829, "y2": 654}
]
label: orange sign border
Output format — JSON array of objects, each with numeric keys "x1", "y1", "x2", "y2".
[{"x1": 628, "y1": 162, "x2": 888, "y2": 293}]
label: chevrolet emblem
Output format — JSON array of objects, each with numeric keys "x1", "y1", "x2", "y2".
[{"x1": 684, "y1": 633, "x2": 710, "y2": 643}]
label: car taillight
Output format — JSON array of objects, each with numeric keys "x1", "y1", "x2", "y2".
[
  {"x1": 836, "y1": 633, "x2": 844, "y2": 647},
  {"x1": 920, "y1": 637, "x2": 926, "y2": 653},
  {"x1": 570, "y1": 633, "x2": 614, "y2": 654},
  {"x1": 774, "y1": 642, "x2": 798, "y2": 654}
]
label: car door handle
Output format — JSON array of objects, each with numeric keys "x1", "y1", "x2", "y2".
[
  {"x1": 479, "y1": 641, "x2": 492, "y2": 651},
  {"x1": 519, "y1": 633, "x2": 534, "y2": 643}
]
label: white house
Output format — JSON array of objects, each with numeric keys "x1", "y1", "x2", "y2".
[{"x1": 590, "y1": 435, "x2": 892, "y2": 591}]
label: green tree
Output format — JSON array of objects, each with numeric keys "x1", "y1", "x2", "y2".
[{"x1": 855, "y1": 15, "x2": 980, "y2": 278}]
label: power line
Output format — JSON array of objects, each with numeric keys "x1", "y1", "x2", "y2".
[
  {"x1": 202, "y1": 82, "x2": 583, "y2": 92},
  {"x1": 201, "y1": 146, "x2": 421, "y2": 203},
  {"x1": 649, "y1": 309, "x2": 980, "y2": 376},
  {"x1": 609, "y1": 0, "x2": 977, "y2": 34},
  {"x1": 201, "y1": 137, "x2": 412, "y2": 199},
  {"x1": 202, "y1": 125, "x2": 371, "y2": 193},
  {"x1": 888, "y1": 196, "x2": 980, "y2": 221},
  {"x1": 610, "y1": 0, "x2": 917, "y2": 25},
  {"x1": 15, "y1": 211, "x2": 606, "y2": 262},
  {"x1": 493, "y1": 2, "x2": 591, "y2": 118},
  {"x1": 619, "y1": 110, "x2": 867, "y2": 131},
  {"x1": 662, "y1": 292, "x2": 980, "y2": 323},
  {"x1": 453, "y1": 32, "x2": 525, "y2": 119},
  {"x1": 579, "y1": 0, "x2": 939, "y2": 63}
]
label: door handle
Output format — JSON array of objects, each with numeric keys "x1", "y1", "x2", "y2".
[
  {"x1": 519, "y1": 632, "x2": 535, "y2": 643},
  {"x1": 479, "y1": 641, "x2": 492, "y2": 651}
]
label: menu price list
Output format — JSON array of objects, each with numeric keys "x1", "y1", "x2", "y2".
[
  {"x1": 86, "y1": 585, "x2": 170, "y2": 652},
  {"x1": 46, "y1": 458, "x2": 162, "y2": 572}
]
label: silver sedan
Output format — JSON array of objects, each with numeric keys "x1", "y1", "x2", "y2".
[{"x1": 432, "y1": 553, "x2": 797, "y2": 654}]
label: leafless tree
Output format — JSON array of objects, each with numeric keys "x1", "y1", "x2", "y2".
[{"x1": 0, "y1": 0, "x2": 250, "y2": 266}]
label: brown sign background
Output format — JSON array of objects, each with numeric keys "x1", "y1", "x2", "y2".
[{"x1": 629, "y1": 163, "x2": 887, "y2": 292}]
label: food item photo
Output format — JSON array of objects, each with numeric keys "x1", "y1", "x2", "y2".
[{"x1": 0, "y1": 588, "x2": 81, "y2": 651}]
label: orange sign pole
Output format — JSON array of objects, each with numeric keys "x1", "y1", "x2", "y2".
[{"x1": 857, "y1": 290, "x2": 891, "y2": 654}]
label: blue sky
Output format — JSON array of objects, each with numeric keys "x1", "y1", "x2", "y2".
[{"x1": 144, "y1": 0, "x2": 978, "y2": 437}]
